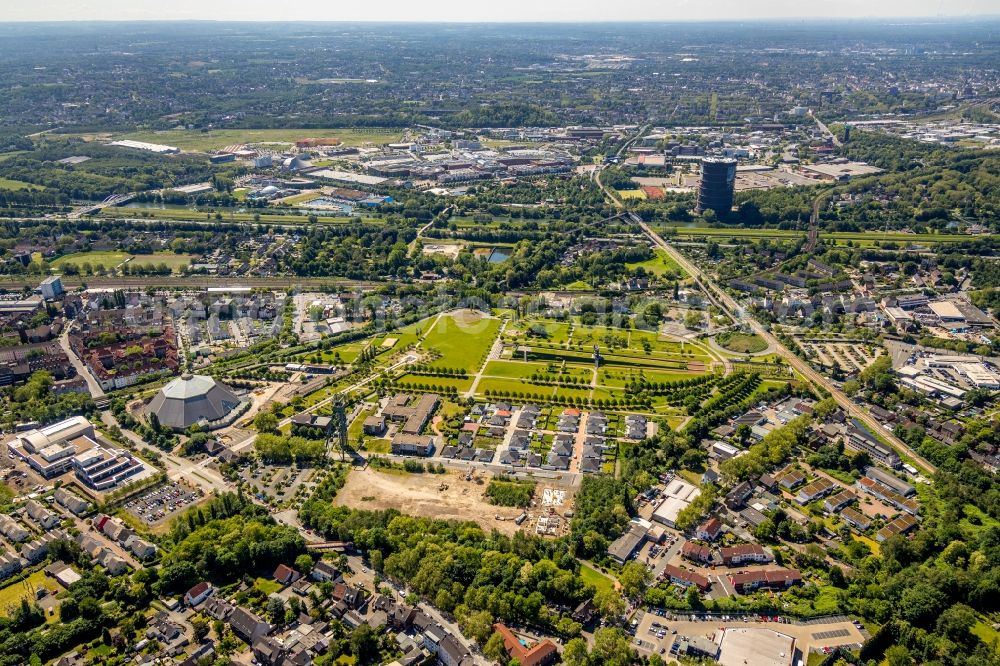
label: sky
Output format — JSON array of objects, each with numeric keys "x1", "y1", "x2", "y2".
[{"x1": 6, "y1": 0, "x2": 999, "y2": 22}]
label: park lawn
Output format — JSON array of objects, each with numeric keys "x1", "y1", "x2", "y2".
[
  {"x1": 299, "y1": 345, "x2": 361, "y2": 365},
  {"x1": 526, "y1": 346, "x2": 698, "y2": 371},
  {"x1": 616, "y1": 189, "x2": 646, "y2": 200},
  {"x1": 580, "y1": 562, "x2": 615, "y2": 594},
  {"x1": 590, "y1": 387, "x2": 621, "y2": 403},
  {"x1": 394, "y1": 374, "x2": 473, "y2": 392},
  {"x1": 0, "y1": 177, "x2": 42, "y2": 191},
  {"x1": 50, "y1": 251, "x2": 130, "y2": 270},
  {"x1": 483, "y1": 360, "x2": 551, "y2": 380},
  {"x1": 372, "y1": 315, "x2": 437, "y2": 351},
  {"x1": 422, "y1": 312, "x2": 501, "y2": 373},
  {"x1": 509, "y1": 319, "x2": 572, "y2": 344},
  {"x1": 625, "y1": 249, "x2": 686, "y2": 277},
  {"x1": 563, "y1": 280, "x2": 594, "y2": 291},
  {"x1": 477, "y1": 377, "x2": 549, "y2": 398},
  {"x1": 115, "y1": 128, "x2": 404, "y2": 152},
  {"x1": 0, "y1": 570, "x2": 60, "y2": 617},
  {"x1": 717, "y1": 332, "x2": 768, "y2": 354},
  {"x1": 347, "y1": 406, "x2": 376, "y2": 443},
  {"x1": 658, "y1": 224, "x2": 968, "y2": 246},
  {"x1": 598, "y1": 367, "x2": 703, "y2": 388}
]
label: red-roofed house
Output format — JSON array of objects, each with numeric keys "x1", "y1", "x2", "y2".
[
  {"x1": 681, "y1": 541, "x2": 713, "y2": 564},
  {"x1": 273, "y1": 564, "x2": 301, "y2": 586},
  {"x1": 185, "y1": 581, "x2": 213, "y2": 607},
  {"x1": 694, "y1": 517, "x2": 723, "y2": 541},
  {"x1": 493, "y1": 623, "x2": 558, "y2": 666},
  {"x1": 662, "y1": 564, "x2": 710, "y2": 591}
]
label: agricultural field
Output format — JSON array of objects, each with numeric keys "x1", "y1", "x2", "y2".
[{"x1": 107, "y1": 127, "x2": 405, "y2": 152}]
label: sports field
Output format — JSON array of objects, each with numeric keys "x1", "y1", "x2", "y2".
[
  {"x1": 50, "y1": 251, "x2": 129, "y2": 270},
  {"x1": 50, "y1": 251, "x2": 194, "y2": 272}
]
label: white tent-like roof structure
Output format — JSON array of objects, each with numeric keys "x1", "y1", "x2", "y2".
[{"x1": 147, "y1": 375, "x2": 242, "y2": 430}]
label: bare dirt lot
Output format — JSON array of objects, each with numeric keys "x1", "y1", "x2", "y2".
[{"x1": 334, "y1": 467, "x2": 525, "y2": 535}]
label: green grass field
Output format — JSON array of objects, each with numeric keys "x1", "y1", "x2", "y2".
[
  {"x1": 422, "y1": 311, "x2": 501, "y2": 373},
  {"x1": 110, "y1": 128, "x2": 405, "y2": 152},
  {"x1": 0, "y1": 177, "x2": 42, "y2": 191},
  {"x1": 625, "y1": 249, "x2": 687, "y2": 277},
  {"x1": 50, "y1": 251, "x2": 194, "y2": 272},
  {"x1": 616, "y1": 189, "x2": 647, "y2": 200},
  {"x1": 50, "y1": 251, "x2": 129, "y2": 270},
  {"x1": 394, "y1": 374, "x2": 474, "y2": 392},
  {"x1": 128, "y1": 252, "x2": 195, "y2": 271},
  {"x1": 0, "y1": 571, "x2": 59, "y2": 617},
  {"x1": 254, "y1": 577, "x2": 283, "y2": 595},
  {"x1": 482, "y1": 360, "x2": 551, "y2": 379},
  {"x1": 716, "y1": 332, "x2": 768, "y2": 354},
  {"x1": 580, "y1": 562, "x2": 615, "y2": 594}
]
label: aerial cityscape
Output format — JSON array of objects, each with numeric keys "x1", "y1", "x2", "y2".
[{"x1": 0, "y1": 11, "x2": 996, "y2": 666}]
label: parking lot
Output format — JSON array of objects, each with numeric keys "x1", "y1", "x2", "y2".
[
  {"x1": 632, "y1": 609, "x2": 868, "y2": 658},
  {"x1": 239, "y1": 464, "x2": 318, "y2": 507},
  {"x1": 125, "y1": 481, "x2": 203, "y2": 526}
]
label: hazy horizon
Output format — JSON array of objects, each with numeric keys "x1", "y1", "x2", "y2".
[{"x1": 4, "y1": 0, "x2": 999, "y2": 23}]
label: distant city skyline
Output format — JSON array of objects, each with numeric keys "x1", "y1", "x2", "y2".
[{"x1": 4, "y1": 0, "x2": 998, "y2": 22}]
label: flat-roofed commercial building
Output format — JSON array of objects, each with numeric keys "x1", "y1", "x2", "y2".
[
  {"x1": 7, "y1": 416, "x2": 96, "y2": 478},
  {"x1": 717, "y1": 627, "x2": 795, "y2": 666},
  {"x1": 652, "y1": 478, "x2": 701, "y2": 528}
]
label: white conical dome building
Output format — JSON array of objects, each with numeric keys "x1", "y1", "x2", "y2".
[{"x1": 147, "y1": 374, "x2": 242, "y2": 430}]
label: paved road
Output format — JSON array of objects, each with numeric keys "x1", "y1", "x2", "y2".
[
  {"x1": 632, "y1": 214, "x2": 937, "y2": 476},
  {"x1": 99, "y1": 410, "x2": 232, "y2": 493},
  {"x1": 811, "y1": 111, "x2": 843, "y2": 148},
  {"x1": 58, "y1": 327, "x2": 106, "y2": 400}
]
